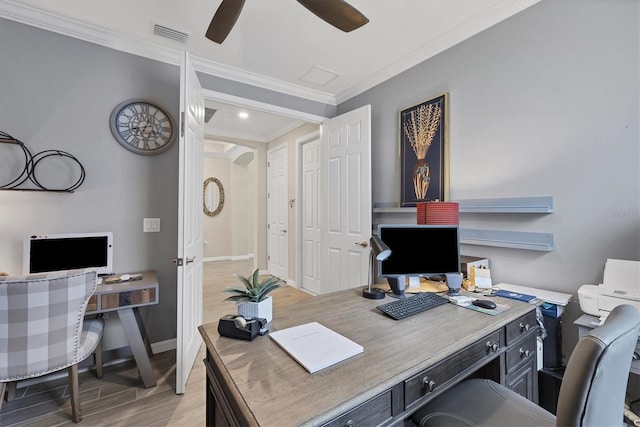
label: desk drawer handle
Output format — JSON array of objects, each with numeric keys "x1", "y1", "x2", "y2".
[
  {"x1": 519, "y1": 322, "x2": 531, "y2": 332},
  {"x1": 422, "y1": 377, "x2": 437, "y2": 392},
  {"x1": 487, "y1": 341, "x2": 499, "y2": 353},
  {"x1": 520, "y1": 348, "x2": 531, "y2": 358}
]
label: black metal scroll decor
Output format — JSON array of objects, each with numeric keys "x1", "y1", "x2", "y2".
[{"x1": 0, "y1": 131, "x2": 86, "y2": 192}]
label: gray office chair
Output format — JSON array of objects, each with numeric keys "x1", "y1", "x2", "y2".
[{"x1": 412, "y1": 304, "x2": 640, "y2": 427}]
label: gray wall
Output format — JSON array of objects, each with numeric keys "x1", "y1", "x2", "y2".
[
  {"x1": 0, "y1": 18, "x2": 180, "y2": 344},
  {"x1": 338, "y1": 0, "x2": 639, "y2": 356},
  {"x1": 0, "y1": 16, "x2": 335, "y2": 346},
  {"x1": 2, "y1": 0, "x2": 638, "y2": 360}
]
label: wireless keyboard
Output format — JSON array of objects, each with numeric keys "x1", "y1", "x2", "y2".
[{"x1": 377, "y1": 292, "x2": 449, "y2": 320}]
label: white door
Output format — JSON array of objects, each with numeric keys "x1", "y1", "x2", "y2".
[
  {"x1": 267, "y1": 145, "x2": 288, "y2": 280},
  {"x1": 321, "y1": 105, "x2": 372, "y2": 294},
  {"x1": 301, "y1": 137, "x2": 322, "y2": 294},
  {"x1": 176, "y1": 51, "x2": 204, "y2": 395}
]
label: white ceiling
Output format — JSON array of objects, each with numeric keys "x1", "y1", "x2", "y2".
[{"x1": 0, "y1": 0, "x2": 538, "y2": 142}]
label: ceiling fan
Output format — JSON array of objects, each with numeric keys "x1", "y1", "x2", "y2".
[{"x1": 206, "y1": 0, "x2": 369, "y2": 44}]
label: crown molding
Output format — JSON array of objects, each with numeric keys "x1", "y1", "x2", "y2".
[
  {"x1": 0, "y1": 0, "x2": 337, "y2": 105},
  {"x1": 335, "y1": 0, "x2": 540, "y2": 103},
  {"x1": 190, "y1": 55, "x2": 337, "y2": 105}
]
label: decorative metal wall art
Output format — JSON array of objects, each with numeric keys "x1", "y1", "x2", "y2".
[{"x1": 0, "y1": 131, "x2": 86, "y2": 192}]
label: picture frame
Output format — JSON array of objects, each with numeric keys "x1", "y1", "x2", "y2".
[{"x1": 399, "y1": 93, "x2": 449, "y2": 207}]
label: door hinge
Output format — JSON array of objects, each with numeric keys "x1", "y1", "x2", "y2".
[
  {"x1": 268, "y1": 255, "x2": 270, "y2": 261},
  {"x1": 267, "y1": 224, "x2": 270, "y2": 229},
  {"x1": 180, "y1": 111, "x2": 185, "y2": 137},
  {"x1": 173, "y1": 257, "x2": 183, "y2": 266}
]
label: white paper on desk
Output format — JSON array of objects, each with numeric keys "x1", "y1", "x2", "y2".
[{"x1": 269, "y1": 322, "x2": 363, "y2": 373}]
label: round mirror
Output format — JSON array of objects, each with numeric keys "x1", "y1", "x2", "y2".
[{"x1": 203, "y1": 177, "x2": 224, "y2": 216}]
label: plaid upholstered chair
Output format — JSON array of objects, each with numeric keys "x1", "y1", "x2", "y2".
[{"x1": 0, "y1": 270, "x2": 104, "y2": 422}]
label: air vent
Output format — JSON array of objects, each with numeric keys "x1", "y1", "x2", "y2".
[
  {"x1": 299, "y1": 65, "x2": 339, "y2": 87},
  {"x1": 204, "y1": 108, "x2": 217, "y2": 123},
  {"x1": 153, "y1": 23, "x2": 190, "y2": 44}
]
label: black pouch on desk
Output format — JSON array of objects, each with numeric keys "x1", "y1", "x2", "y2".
[{"x1": 218, "y1": 315, "x2": 262, "y2": 341}]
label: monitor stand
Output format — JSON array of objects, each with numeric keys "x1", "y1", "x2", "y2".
[{"x1": 387, "y1": 276, "x2": 406, "y2": 299}]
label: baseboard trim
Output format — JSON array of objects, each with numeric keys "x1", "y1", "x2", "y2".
[{"x1": 151, "y1": 338, "x2": 177, "y2": 354}]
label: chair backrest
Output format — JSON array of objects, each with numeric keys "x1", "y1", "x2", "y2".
[
  {"x1": 556, "y1": 304, "x2": 640, "y2": 426},
  {"x1": 0, "y1": 270, "x2": 97, "y2": 382}
]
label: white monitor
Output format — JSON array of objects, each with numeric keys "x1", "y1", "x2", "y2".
[{"x1": 23, "y1": 232, "x2": 114, "y2": 275}]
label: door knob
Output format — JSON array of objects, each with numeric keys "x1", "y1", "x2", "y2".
[
  {"x1": 355, "y1": 241, "x2": 368, "y2": 248},
  {"x1": 186, "y1": 256, "x2": 196, "y2": 264}
]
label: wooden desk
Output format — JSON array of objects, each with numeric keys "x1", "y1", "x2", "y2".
[
  {"x1": 86, "y1": 270, "x2": 159, "y2": 388},
  {"x1": 199, "y1": 290, "x2": 538, "y2": 426}
]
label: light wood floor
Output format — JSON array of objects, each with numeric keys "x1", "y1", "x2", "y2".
[{"x1": 0, "y1": 260, "x2": 312, "y2": 426}]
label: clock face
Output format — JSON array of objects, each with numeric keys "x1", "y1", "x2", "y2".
[{"x1": 110, "y1": 100, "x2": 175, "y2": 155}]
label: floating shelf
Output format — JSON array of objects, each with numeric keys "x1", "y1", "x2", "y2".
[
  {"x1": 373, "y1": 196, "x2": 554, "y2": 214},
  {"x1": 458, "y1": 196, "x2": 553, "y2": 213},
  {"x1": 372, "y1": 197, "x2": 555, "y2": 251},
  {"x1": 459, "y1": 228, "x2": 554, "y2": 252}
]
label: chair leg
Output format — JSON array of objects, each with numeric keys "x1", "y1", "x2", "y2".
[
  {"x1": 95, "y1": 338, "x2": 103, "y2": 378},
  {"x1": 6, "y1": 382, "x2": 16, "y2": 401},
  {"x1": 68, "y1": 364, "x2": 82, "y2": 423},
  {"x1": 0, "y1": 382, "x2": 5, "y2": 412}
]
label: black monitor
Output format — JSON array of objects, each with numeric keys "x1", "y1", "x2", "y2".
[
  {"x1": 23, "y1": 232, "x2": 114, "y2": 275},
  {"x1": 377, "y1": 224, "x2": 460, "y2": 296}
]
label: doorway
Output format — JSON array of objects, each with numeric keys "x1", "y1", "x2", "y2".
[{"x1": 201, "y1": 89, "x2": 326, "y2": 284}]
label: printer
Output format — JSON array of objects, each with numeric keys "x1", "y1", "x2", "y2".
[{"x1": 578, "y1": 259, "x2": 640, "y2": 318}]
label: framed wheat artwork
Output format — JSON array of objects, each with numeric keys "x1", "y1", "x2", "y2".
[{"x1": 399, "y1": 93, "x2": 449, "y2": 207}]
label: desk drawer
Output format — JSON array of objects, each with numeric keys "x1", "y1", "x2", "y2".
[
  {"x1": 87, "y1": 295, "x2": 98, "y2": 312},
  {"x1": 506, "y1": 334, "x2": 537, "y2": 374},
  {"x1": 404, "y1": 330, "x2": 502, "y2": 409},
  {"x1": 506, "y1": 311, "x2": 537, "y2": 345},
  {"x1": 322, "y1": 390, "x2": 392, "y2": 427},
  {"x1": 101, "y1": 288, "x2": 157, "y2": 309}
]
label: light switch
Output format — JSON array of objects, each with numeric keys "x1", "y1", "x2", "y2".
[{"x1": 143, "y1": 218, "x2": 160, "y2": 232}]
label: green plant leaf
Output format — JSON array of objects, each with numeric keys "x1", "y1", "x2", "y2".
[
  {"x1": 251, "y1": 269, "x2": 260, "y2": 289},
  {"x1": 233, "y1": 272, "x2": 253, "y2": 290}
]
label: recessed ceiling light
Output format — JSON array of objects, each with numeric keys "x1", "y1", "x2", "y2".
[{"x1": 238, "y1": 112, "x2": 249, "y2": 119}]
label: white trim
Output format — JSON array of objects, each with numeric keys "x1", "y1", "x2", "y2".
[
  {"x1": 334, "y1": 0, "x2": 540, "y2": 103},
  {"x1": 191, "y1": 56, "x2": 337, "y2": 105},
  {"x1": 0, "y1": 0, "x2": 539, "y2": 106},
  {"x1": 203, "y1": 254, "x2": 254, "y2": 262},
  {"x1": 151, "y1": 338, "x2": 177, "y2": 354},
  {"x1": 203, "y1": 256, "x2": 231, "y2": 263},
  {"x1": 231, "y1": 254, "x2": 254, "y2": 261},
  {"x1": 294, "y1": 130, "x2": 322, "y2": 293},
  {"x1": 204, "y1": 144, "x2": 252, "y2": 160},
  {"x1": 0, "y1": 0, "x2": 336, "y2": 105},
  {"x1": 202, "y1": 89, "x2": 327, "y2": 124}
]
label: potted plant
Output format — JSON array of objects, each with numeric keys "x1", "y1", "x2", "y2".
[{"x1": 224, "y1": 269, "x2": 282, "y2": 324}]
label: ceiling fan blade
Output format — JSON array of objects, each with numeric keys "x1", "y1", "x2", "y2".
[
  {"x1": 297, "y1": 0, "x2": 369, "y2": 33},
  {"x1": 206, "y1": 0, "x2": 246, "y2": 44}
]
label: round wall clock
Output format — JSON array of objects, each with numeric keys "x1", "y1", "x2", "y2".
[{"x1": 110, "y1": 99, "x2": 175, "y2": 155}]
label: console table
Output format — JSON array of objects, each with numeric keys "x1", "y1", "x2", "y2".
[
  {"x1": 86, "y1": 270, "x2": 159, "y2": 388},
  {"x1": 198, "y1": 290, "x2": 538, "y2": 426}
]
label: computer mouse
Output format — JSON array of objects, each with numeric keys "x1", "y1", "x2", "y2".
[
  {"x1": 120, "y1": 274, "x2": 131, "y2": 281},
  {"x1": 472, "y1": 299, "x2": 497, "y2": 309}
]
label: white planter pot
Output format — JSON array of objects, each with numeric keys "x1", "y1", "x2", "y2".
[{"x1": 237, "y1": 296, "x2": 273, "y2": 324}]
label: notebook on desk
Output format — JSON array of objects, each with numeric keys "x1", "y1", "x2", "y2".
[{"x1": 270, "y1": 322, "x2": 363, "y2": 373}]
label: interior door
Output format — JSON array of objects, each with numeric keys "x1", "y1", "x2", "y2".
[
  {"x1": 267, "y1": 145, "x2": 288, "y2": 280},
  {"x1": 176, "y1": 51, "x2": 204, "y2": 395},
  {"x1": 301, "y1": 137, "x2": 321, "y2": 294},
  {"x1": 321, "y1": 105, "x2": 372, "y2": 293}
]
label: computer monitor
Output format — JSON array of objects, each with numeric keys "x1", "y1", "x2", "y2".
[
  {"x1": 23, "y1": 232, "x2": 114, "y2": 275},
  {"x1": 377, "y1": 224, "x2": 460, "y2": 296}
]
